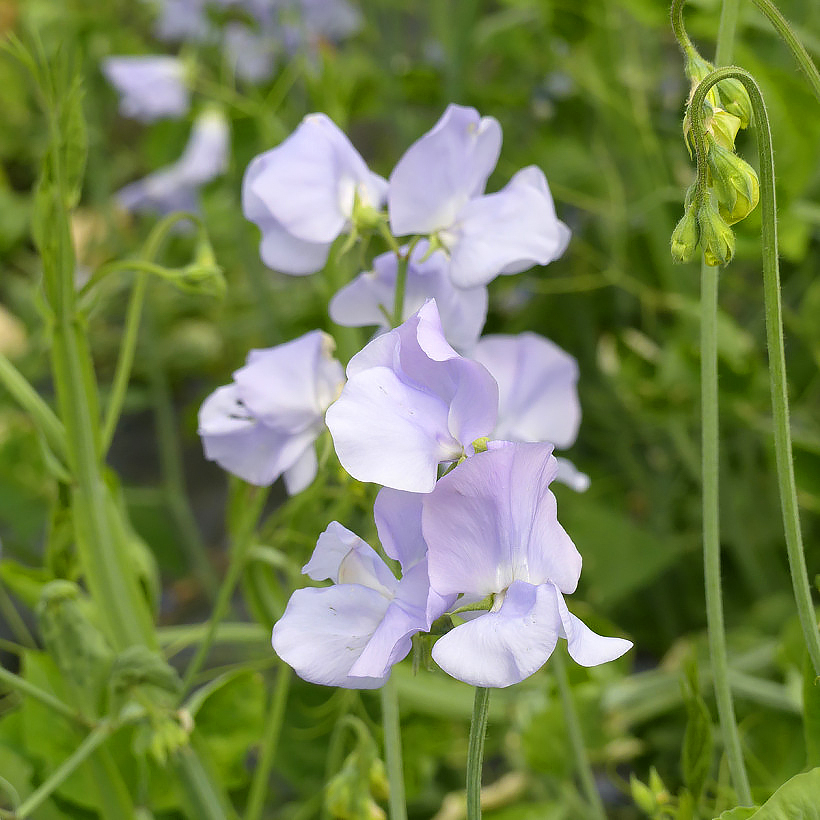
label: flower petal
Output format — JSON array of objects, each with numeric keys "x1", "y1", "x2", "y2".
[
  {"x1": 423, "y1": 443, "x2": 582, "y2": 597},
  {"x1": 388, "y1": 104, "x2": 502, "y2": 236},
  {"x1": 373, "y1": 488, "x2": 427, "y2": 569},
  {"x1": 553, "y1": 588, "x2": 633, "y2": 666},
  {"x1": 446, "y1": 166, "x2": 571, "y2": 288},
  {"x1": 272, "y1": 585, "x2": 391, "y2": 689},
  {"x1": 102, "y1": 56, "x2": 190, "y2": 122},
  {"x1": 283, "y1": 444, "x2": 318, "y2": 495},
  {"x1": 431, "y1": 580, "x2": 560, "y2": 687}
]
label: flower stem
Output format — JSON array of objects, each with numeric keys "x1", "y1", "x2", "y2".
[
  {"x1": 700, "y1": 256, "x2": 753, "y2": 804},
  {"x1": 466, "y1": 686, "x2": 490, "y2": 820},
  {"x1": 245, "y1": 662, "x2": 292, "y2": 820},
  {"x1": 180, "y1": 484, "x2": 268, "y2": 695},
  {"x1": 552, "y1": 650, "x2": 606, "y2": 820},
  {"x1": 715, "y1": 0, "x2": 741, "y2": 66},
  {"x1": 690, "y1": 66, "x2": 820, "y2": 679},
  {"x1": 380, "y1": 676, "x2": 408, "y2": 820},
  {"x1": 749, "y1": 0, "x2": 820, "y2": 102}
]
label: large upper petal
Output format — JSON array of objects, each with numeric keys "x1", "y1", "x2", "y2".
[
  {"x1": 244, "y1": 113, "x2": 387, "y2": 244},
  {"x1": 471, "y1": 333, "x2": 581, "y2": 448},
  {"x1": 446, "y1": 166, "x2": 571, "y2": 288},
  {"x1": 271, "y1": 585, "x2": 392, "y2": 689},
  {"x1": 423, "y1": 443, "x2": 582, "y2": 597},
  {"x1": 234, "y1": 331, "x2": 343, "y2": 432},
  {"x1": 388, "y1": 105, "x2": 502, "y2": 236},
  {"x1": 431, "y1": 580, "x2": 561, "y2": 687},
  {"x1": 198, "y1": 384, "x2": 318, "y2": 486}
]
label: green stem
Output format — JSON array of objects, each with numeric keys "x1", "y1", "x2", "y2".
[
  {"x1": 245, "y1": 663, "x2": 292, "y2": 820},
  {"x1": 380, "y1": 676, "x2": 408, "y2": 820},
  {"x1": 749, "y1": 0, "x2": 820, "y2": 102},
  {"x1": 715, "y1": 0, "x2": 741, "y2": 66},
  {"x1": 466, "y1": 687, "x2": 490, "y2": 820},
  {"x1": 670, "y1": 0, "x2": 697, "y2": 57},
  {"x1": 101, "y1": 272, "x2": 147, "y2": 452},
  {"x1": 691, "y1": 67, "x2": 820, "y2": 679},
  {"x1": 0, "y1": 664, "x2": 88, "y2": 727},
  {"x1": 700, "y1": 257, "x2": 753, "y2": 804},
  {"x1": 392, "y1": 251, "x2": 410, "y2": 328},
  {"x1": 0, "y1": 352, "x2": 67, "y2": 461},
  {"x1": 15, "y1": 719, "x2": 117, "y2": 818},
  {"x1": 552, "y1": 651, "x2": 606, "y2": 820},
  {"x1": 180, "y1": 485, "x2": 268, "y2": 695}
]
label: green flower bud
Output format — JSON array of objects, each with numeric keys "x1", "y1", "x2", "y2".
[
  {"x1": 684, "y1": 50, "x2": 720, "y2": 110},
  {"x1": 630, "y1": 773, "x2": 657, "y2": 815},
  {"x1": 717, "y1": 77, "x2": 753, "y2": 128},
  {"x1": 670, "y1": 203, "x2": 700, "y2": 263},
  {"x1": 697, "y1": 199, "x2": 735, "y2": 267},
  {"x1": 707, "y1": 141, "x2": 760, "y2": 225},
  {"x1": 708, "y1": 107, "x2": 742, "y2": 151}
]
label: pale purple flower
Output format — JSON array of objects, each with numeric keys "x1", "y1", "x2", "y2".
[
  {"x1": 325, "y1": 300, "x2": 498, "y2": 493},
  {"x1": 388, "y1": 105, "x2": 570, "y2": 288},
  {"x1": 198, "y1": 330, "x2": 344, "y2": 493},
  {"x1": 224, "y1": 23, "x2": 277, "y2": 83},
  {"x1": 117, "y1": 109, "x2": 230, "y2": 216},
  {"x1": 423, "y1": 443, "x2": 632, "y2": 687},
  {"x1": 102, "y1": 56, "x2": 190, "y2": 122},
  {"x1": 470, "y1": 333, "x2": 589, "y2": 491},
  {"x1": 243, "y1": 113, "x2": 387, "y2": 275},
  {"x1": 272, "y1": 489, "x2": 453, "y2": 688},
  {"x1": 329, "y1": 241, "x2": 488, "y2": 351},
  {"x1": 152, "y1": 0, "x2": 213, "y2": 43}
]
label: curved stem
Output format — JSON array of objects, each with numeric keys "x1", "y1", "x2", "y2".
[
  {"x1": 691, "y1": 66, "x2": 820, "y2": 679},
  {"x1": 701, "y1": 257, "x2": 752, "y2": 804},
  {"x1": 552, "y1": 650, "x2": 606, "y2": 819},
  {"x1": 380, "y1": 676, "x2": 408, "y2": 820},
  {"x1": 671, "y1": 0, "x2": 697, "y2": 56},
  {"x1": 466, "y1": 687, "x2": 490, "y2": 820},
  {"x1": 749, "y1": 0, "x2": 820, "y2": 102},
  {"x1": 244, "y1": 663, "x2": 292, "y2": 820}
]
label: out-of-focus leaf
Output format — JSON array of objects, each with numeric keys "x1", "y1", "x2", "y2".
[
  {"x1": 736, "y1": 768, "x2": 820, "y2": 819},
  {"x1": 0, "y1": 560, "x2": 52, "y2": 610},
  {"x1": 681, "y1": 661, "x2": 713, "y2": 803}
]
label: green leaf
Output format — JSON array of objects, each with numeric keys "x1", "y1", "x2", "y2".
[
  {"x1": 714, "y1": 808, "x2": 758, "y2": 820},
  {"x1": 734, "y1": 768, "x2": 820, "y2": 819},
  {"x1": 0, "y1": 560, "x2": 53, "y2": 610},
  {"x1": 681, "y1": 662, "x2": 714, "y2": 803},
  {"x1": 58, "y1": 72, "x2": 87, "y2": 207}
]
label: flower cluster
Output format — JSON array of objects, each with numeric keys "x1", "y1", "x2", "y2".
[{"x1": 199, "y1": 105, "x2": 632, "y2": 688}]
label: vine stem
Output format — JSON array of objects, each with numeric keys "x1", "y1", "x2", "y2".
[
  {"x1": 0, "y1": 664, "x2": 88, "y2": 727},
  {"x1": 244, "y1": 663, "x2": 292, "y2": 820},
  {"x1": 466, "y1": 687, "x2": 490, "y2": 820},
  {"x1": 180, "y1": 484, "x2": 268, "y2": 695},
  {"x1": 552, "y1": 650, "x2": 607, "y2": 819},
  {"x1": 691, "y1": 66, "x2": 820, "y2": 680},
  {"x1": 701, "y1": 257, "x2": 753, "y2": 804},
  {"x1": 380, "y1": 676, "x2": 408, "y2": 820}
]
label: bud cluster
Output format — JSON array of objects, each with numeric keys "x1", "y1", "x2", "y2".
[{"x1": 672, "y1": 49, "x2": 759, "y2": 266}]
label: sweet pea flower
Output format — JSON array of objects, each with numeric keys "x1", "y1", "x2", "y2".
[
  {"x1": 423, "y1": 443, "x2": 631, "y2": 687},
  {"x1": 470, "y1": 333, "x2": 589, "y2": 491},
  {"x1": 329, "y1": 241, "x2": 488, "y2": 352},
  {"x1": 272, "y1": 489, "x2": 453, "y2": 688},
  {"x1": 325, "y1": 300, "x2": 498, "y2": 493},
  {"x1": 102, "y1": 56, "x2": 190, "y2": 122},
  {"x1": 243, "y1": 113, "x2": 387, "y2": 275},
  {"x1": 198, "y1": 330, "x2": 344, "y2": 493},
  {"x1": 388, "y1": 104, "x2": 570, "y2": 288},
  {"x1": 117, "y1": 109, "x2": 230, "y2": 216}
]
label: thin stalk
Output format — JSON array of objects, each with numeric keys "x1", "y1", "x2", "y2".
[
  {"x1": 749, "y1": 0, "x2": 820, "y2": 102},
  {"x1": 0, "y1": 664, "x2": 87, "y2": 727},
  {"x1": 715, "y1": 0, "x2": 741, "y2": 66},
  {"x1": 101, "y1": 272, "x2": 147, "y2": 451},
  {"x1": 380, "y1": 676, "x2": 408, "y2": 820},
  {"x1": 700, "y1": 258, "x2": 752, "y2": 804},
  {"x1": 392, "y1": 251, "x2": 410, "y2": 328},
  {"x1": 180, "y1": 485, "x2": 268, "y2": 695},
  {"x1": 0, "y1": 353, "x2": 67, "y2": 460},
  {"x1": 691, "y1": 67, "x2": 820, "y2": 678},
  {"x1": 15, "y1": 719, "x2": 117, "y2": 818},
  {"x1": 0, "y1": 584, "x2": 37, "y2": 649},
  {"x1": 245, "y1": 663, "x2": 292, "y2": 820},
  {"x1": 552, "y1": 650, "x2": 606, "y2": 820},
  {"x1": 466, "y1": 687, "x2": 490, "y2": 820}
]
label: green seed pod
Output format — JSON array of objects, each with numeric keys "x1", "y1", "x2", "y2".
[
  {"x1": 707, "y1": 141, "x2": 760, "y2": 225},
  {"x1": 36, "y1": 580, "x2": 114, "y2": 718},
  {"x1": 697, "y1": 199, "x2": 735, "y2": 267},
  {"x1": 671, "y1": 204, "x2": 700, "y2": 263},
  {"x1": 717, "y1": 77, "x2": 753, "y2": 128}
]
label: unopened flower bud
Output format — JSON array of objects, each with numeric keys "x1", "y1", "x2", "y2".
[
  {"x1": 709, "y1": 108, "x2": 742, "y2": 151},
  {"x1": 671, "y1": 204, "x2": 700, "y2": 263},
  {"x1": 717, "y1": 77, "x2": 753, "y2": 128},
  {"x1": 707, "y1": 142, "x2": 760, "y2": 225},
  {"x1": 684, "y1": 50, "x2": 720, "y2": 110},
  {"x1": 698, "y1": 199, "x2": 735, "y2": 266}
]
